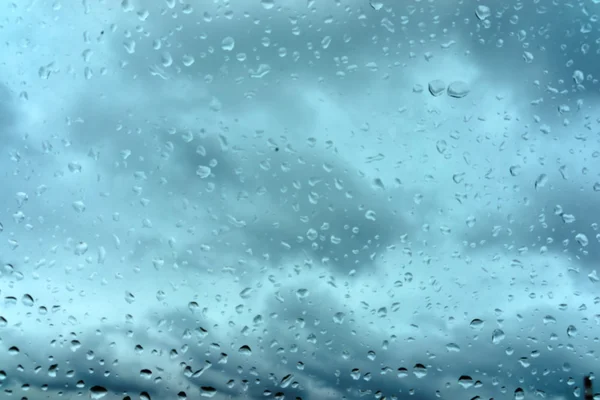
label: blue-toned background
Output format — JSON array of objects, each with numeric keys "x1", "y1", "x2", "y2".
[{"x1": 0, "y1": 0, "x2": 598, "y2": 399}]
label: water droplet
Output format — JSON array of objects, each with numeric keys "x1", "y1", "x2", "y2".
[
  {"x1": 447, "y1": 81, "x2": 470, "y2": 98},
  {"x1": 534, "y1": 174, "x2": 548, "y2": 190},
  {"x1": 475, "y1": 5, "x2": 491, "y2": 20},
  {"x1": 509, "y1": 165, "x2": 521, "y2": 176},
  {"x1": 428, "y1": 79, "x2": 446, "y2": 97},
  {"x1": 397, "y1": 367, "x2": 408, "y2": 378},
  {"x1": 296, "y1": 288, "x2": 309, "y2": 300},
  {"x1": 365, "y1": 210, "x2": 376, "y2": 221},
  {"x1": 8, "y1": 346, "x2": 19, "y2": 355},
  {"x1": 458, "y1": 375, "x2": 474, "y2": 388},
  {"x1": 182, "y1": 54, "x2": 195, "y2": 67},
  {"x1": 514, "y1": 387, "x2": 525, "y2": 400},
  {"x1": 240, "y1": 288, "x2": 253, "y2": 299},
  {"x1": 413, "y1": 363, "x2": 427, "y2": 378},
  {"x1": 238, "y1": 345, "x2": 252, "y2": 355},
  {"x1": 369, "y1": 0, "x2": 383, "y2": 10},
  {"x1": 567, "y1": 325, "x2": 578, "y2": 338},
  {"x1": 446, "y1": 342, "x2": 461, "y2": 352},
  {"x1": 21, "y1": 294, "x2": 34, "y2": 307},
  {"x1": 221, "y1": 37, "x2": 235, "y2": 51},
  {"x1": 70, "y1": 340, "x2": 81, "y2": 352},
  {"x1": 90, "y1": 385, "x2": 108, "y2": 399},
  {"x1": 333, "y1": 312, "x2": 345, "y2": 324},
  {"x1": 576, "y1": 233, "x2": 589, "y2": 246},
  {"x1": 140, "y1": 369, "x2": 152, "y2": 379},
  {"x1": 280, "y1": 374, "x2": 294, "y2": 388},
  {"x1": 465, "y1": 216, "x2": 476, "y2": 228},
  {"x1": 367, "y1": 350, "x2": 376, "y2": 360},
  {"x1": 196, "y1": 165, "x2": 211, "y2": 178},
  {"x1": 74, "y1": 241, "x2": 88, "y2": 255},
  {"x1": 260, "y1": 0, "x2": 274, "y2": 9},
  {"x1": 306, "y1": 228, "x2": 318, "y2": 241},
  {"x1": 492, "y1": 329, "x2": 505, "y2": 344}
]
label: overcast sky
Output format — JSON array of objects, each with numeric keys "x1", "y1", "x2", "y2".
[{"x1": 1, "y1": 0, "x2": 599, "y2": 399}]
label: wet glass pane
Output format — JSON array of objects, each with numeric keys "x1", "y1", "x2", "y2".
[{"x1": 0, "y1": 0, "x2": 598, "y2": 399}]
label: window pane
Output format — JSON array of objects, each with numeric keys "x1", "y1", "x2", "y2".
[{"x1": 0, "y1": 1, "x2": 597, "y2": 399}]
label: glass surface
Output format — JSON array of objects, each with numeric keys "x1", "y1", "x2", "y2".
[{"x1": 0, "y1": 0, "x2": 598, "y2": 399}]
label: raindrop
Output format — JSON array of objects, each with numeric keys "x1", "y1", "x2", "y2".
[
  {"x1": 458, "y1": 375, "x2": 474, "y2": 389},
  {"x1": 428, "y1": 79, "x2": 446, "y2": 96},
  {"x1": 196, "y1": 165, "x2": 212, "y2": 178},
  {"x1": 413, "y1": 364, "x2": 427, "y2": 378},
  {"x1": 221, "y1": 37, "x2": 235, "y2": 51},
  {"x1": 369, "y1": 0, "x2": 383, "y2": 10},
  {"x1": 492, "y1": 329, "x2": 505, "y2": 344},
  {"x1": 534, "y1": 174, "x2": 548, "y2": 190},
  {"x1": 140, "y1": 369, "x2": 152, "y2": 379},
  {"x1": 514, "y1": 388, "x2": 525, "y2": 400},
  {"x1": 333, "y1": 312, "x2": 345, "y2": 324},
  {"x1": 447, "y1": 81, "x2": 470, "y2": 98},
  {"x1": 72, "y1": 200, "x2": 86, "y2": 213},
  {"x1": 260, "y1": 0, "x2": 274, "y2": 9},
  {"x1": 296, "y1": 288, "x2": 309, "y2": 300},
  {"x1": 74, "y1": 241, "x2": 88, "y2": 255},
  {"x1": 239, "y1": 345, "x2": 252, "y2": 355},
  {"x1": 89, "y1": 386, "x2": 108, "y2": 399},
  {"x1": 575, "y1": 233, "x2": 588, "y2": 246},
  {"x1": 21, "y1": 294, "x2": 34, "y2": 306},
  {"x1": 446, "y1": 342, "x2": 461, "y2": 352},
  {"x1": 125, "y1": 291, "x2": 135, "y2": 304},
  {"x1": 567, "y1": 325, "x2": 578, "y2": 338},
  {"x1": 475, "y1": 5, "x2": 491, "y2": 20}
]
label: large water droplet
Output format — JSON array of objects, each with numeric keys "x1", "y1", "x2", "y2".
[
  {"x1": 475, "y1": 5, "x2": 491, "y2": 20},
  {"x1": 447, "y1": 81, "x2": 470, "y2": 98},
  {"x1": 89, "y1": 386, "x2": 108, "y2": 399}
]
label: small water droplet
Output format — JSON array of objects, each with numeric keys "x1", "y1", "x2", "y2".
[
  {"x1": 458, "y1": 375, "x2": 474, "y2": 388},
  {"x1": 534, "y1": 174, "x2": 548, "y2": 190},
  {"x1": 514, "y1": 387, "x2": 525, "y2": 400},
  {"x1": 369, "y1": 0, "x2": 383, "y2": 10},
  {"x1": 196, "y1": 165, "x2": 212, "y2": 178},
  {"x1": 260, "y1": 0, "x2": 274, "y2": 9},
  {"x1": 567, "y1": 325, "x2": 578, "y2": 338},
  {"x1": 140, "y1": 369, "x2": 152, "y2": 379},
  {"x1": 221, "y1": 37, "x2": 235, "y2": 51},
  {"x1": 21, "y1": 294, "x2": 34, "y2": 307},
  {"x1": 413, "y1": 363, "x2": 427, "y2": 378},
  {"x1": 333, "y1": 312, "x2": 345, "y2": 324},
  {"x1": 90, "y1": 385, "x2": 108, "y2": 399},
  {"x1": 492, "y1": 329, "x2": 505, "y2": 344},
  {"x1": 238, "y1": 345, "x2": 252, "y2": 355},
  {"x1": 428, "y1": 79, "x2": 446, "y2": 97}
]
